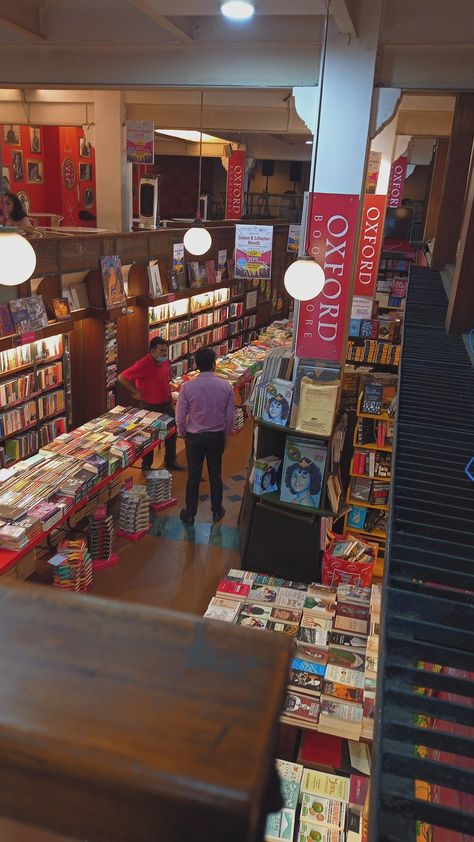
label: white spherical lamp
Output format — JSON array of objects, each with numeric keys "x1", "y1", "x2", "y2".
[
  {"x1": 183, "y1": 224, "x2": 212, "y2": 256},
  {"x1": 0, "y1": 231, "x2": 37, "y2": 286},
  {"x1": 284, "y1": 255, "x2": 325, "y2": 302}
]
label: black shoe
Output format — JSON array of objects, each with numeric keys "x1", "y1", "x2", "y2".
[
  {"x1": 166, "y1": 463, "x2": 186, "y2": 472},
  {"x1": 180, "y1": 509, "x2": 194, "y2": 526},
  {"x1": 212, "y1": 507, "x2": 225, "y2": 524}
]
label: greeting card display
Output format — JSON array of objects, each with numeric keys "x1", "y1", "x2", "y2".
[{"x1": 280, "y1": 437, "x2": 327, "y2": 510}]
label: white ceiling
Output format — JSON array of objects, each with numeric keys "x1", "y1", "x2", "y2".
[{"x1": 0, "y1": 1, "x2": 470, "y2": 160}]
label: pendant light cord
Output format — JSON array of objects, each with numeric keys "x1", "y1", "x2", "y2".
[
  {"x1": 196, "y1": 90, "x2": 204, "y2": 219},
  {"x1": 305, "y1": 0, "x2": 331, "y2": 256}
]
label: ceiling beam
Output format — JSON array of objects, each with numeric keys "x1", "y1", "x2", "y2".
[
  {"x1": 133, "y1": 0, "x2": 193, "y2": 40},
  {"x1": 331, "y1": 0, "x2": 357, "y2": 37},
  {"x1": 0, "y1": 0, "x2": 45, "y2": 42},
  {"x1": 133, "y1": 0, "x2": 326, "y2": 14}
]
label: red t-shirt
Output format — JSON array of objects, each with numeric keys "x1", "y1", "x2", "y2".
[{"x1": 121, "y1": 354, "x2": 171, "y2": 405}]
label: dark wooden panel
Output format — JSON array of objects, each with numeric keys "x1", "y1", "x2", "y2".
[
  {"x1": 244, "y1": 500, "x2": 321, "y2": 582},
  {"x1": 33, "y1": 239, "x2": 60, "y2": 276},
  {"x1": 60, "y1": 237, "x2": 103, "y2": 271},
  {"x1": 423, "y1": 138, "x2": 449, "y2": 242},
  {"x1": 0, "y1": 583, "x2": 291, "y2": 842},
  {"x1": 431, "y1": 94, "x2": 474, "y2": 268},
  {"x1": 114, "y1": 234, "x2": 149, "y2": 263},
  {"x1": 79, "y1": 317, "x2": 106, "y2": 420},
  {"x1": 446, "y1": 142, "x2": 474, "y2": 333}
]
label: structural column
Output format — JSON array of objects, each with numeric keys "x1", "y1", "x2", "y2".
[
  {"x1": 431, "y1": 94, "x2": 474, "y2": 269},
  {"x1": 423, "y1": 138, "x2": 449, "y2": 243},
  {"x1": 94, "y1": 91, "x2": 132, "y2": 232},
  {"x1": 446, "y1": 144, "x2": 474, "y2": 334}
]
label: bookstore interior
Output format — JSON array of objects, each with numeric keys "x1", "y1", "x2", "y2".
[{"x1": 0, "y1": 3, "x2": 474, "y2": 842}]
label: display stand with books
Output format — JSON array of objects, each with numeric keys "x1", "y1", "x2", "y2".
[
  {"x1": 204, "y1": 568, "x2": 380, "y2": 748},
  {"x1": 240, "y1": 355, "x2": 345, "y2": 583},
  {"x1": 343, "y1": 380, "x2": 397, "y2": 573},
  {"x1": 374, "y1": 249, "x2": 415, "y2": 313}
]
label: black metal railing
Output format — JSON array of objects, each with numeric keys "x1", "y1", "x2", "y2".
[{"x1": 370, "y1": 266, "x2": 474, "y2": 841}]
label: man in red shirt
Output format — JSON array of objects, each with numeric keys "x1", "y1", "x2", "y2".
[{"x1": 118, "y1": 337, "x2": 183, "y2": 473}]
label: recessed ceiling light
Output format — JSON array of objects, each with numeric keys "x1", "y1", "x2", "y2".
[
  {"x1": 220, "y1": 1, "x2": 255, "y2": 21},
  {"x1": 305, "y1": 140, "x2": 313, "y2": 145}
]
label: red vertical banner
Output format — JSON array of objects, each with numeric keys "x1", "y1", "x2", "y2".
[
  {"x1": 296, "y1": 192, "x2": 360, "y2": 362},
  {"x1": 225, "y1": 149, "x2": 245, "y2": 220},
  {"x1": 387, "y1": 155, "x2": 407, "y2": 208},
  {"x1": 353, "y1": 193, "x2": 386, "y2": 297}
]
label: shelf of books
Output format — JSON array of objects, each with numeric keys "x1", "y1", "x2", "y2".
[
  {"x1": 374, "y1": 251, "x2": 413, "y2": 312},
  {"x1": 344, "y1": 379, "x2": 397, "y2": 570},
  {"x1": 206, "y1": 571, "x2": 379, "y2": 740},
  {"x1": 249, "y1": 356, "x2": 344, "y2": 518},
  {"x1": 0, "y1": 334, "x2": 68, "y2": 469}
]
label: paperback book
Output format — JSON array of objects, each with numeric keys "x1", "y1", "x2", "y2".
[{"x1": 280, "y1": 437, "x2": 327, "y2": 510}]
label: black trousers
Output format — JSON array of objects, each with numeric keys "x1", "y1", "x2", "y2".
[
  {"x1": 141, "y1": 401, "x2": 177, "y2": 469},
  {"x1": 184, "y1": 431, "x2": 225, "y2": 517}
]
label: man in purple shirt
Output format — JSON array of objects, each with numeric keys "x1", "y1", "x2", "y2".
[{"x1": 176, "y1": 347, "x2": 235, "y2": 526}]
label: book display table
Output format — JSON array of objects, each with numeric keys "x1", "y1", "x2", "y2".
[{"x1": 0, "y1": 408, "x2": 175, "y2": 578}]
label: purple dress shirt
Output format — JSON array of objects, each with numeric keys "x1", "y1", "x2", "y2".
[{"x1": 176, "y1": 372, "x2": 235, "y2": 436}]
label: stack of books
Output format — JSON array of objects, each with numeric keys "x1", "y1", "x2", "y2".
[
  {"x1": 52, "y1": 537, "x2": 93, "y2": 592},
  {"x1": 146, "y1": 469, "x2": 173, "y2": 506},
  {"x1": 119, "y1": 486, "x2": 150, "y2": 535},
  {"x1": 0, "y1": 515, "x2": 42, "y2": 550},
  {"x1": 89, "y1": 511, "x2": 114, "y2": 561},
  {"x1": 204, "y1": 570, "x2": 380, "y2": 742}
]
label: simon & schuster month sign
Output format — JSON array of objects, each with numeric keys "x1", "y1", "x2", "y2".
[{"x1": 296, "y1": 193, "x2": 360, "y2": 362}]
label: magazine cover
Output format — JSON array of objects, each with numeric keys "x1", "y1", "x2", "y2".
[
  {"x1": 147, "y1": 262, "x2": 163, "y2": 297},
  {"x1": 0, "y1": 303, "x2": 15, "y2": 337},
  {"x1": 9, "y1": 298, "x2": 34, "y2": 334},
  {"x1": 100, "y1": 255, "x2": 127, "y2": 308},
  {"x1": 52, "y1": 298, "x2": 71, "y2": 321},
  {"x1": 280, "y1": 437, "x2": 327, "y2": 509},
  {"x1": 217, "y1": 249, "x2": 227, "y2": 281},
  {"x1": 261, "y1": 378, "x2": 293, "y2": 427},
  {"x1": 23, "y1": 295, "x2": 49, "y2": 330}
]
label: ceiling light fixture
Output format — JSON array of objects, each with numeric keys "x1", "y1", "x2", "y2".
[
  {"x1": 220, "y1": 1, "x2": 255, "y2": 21},
  {"x1": 305, "y1": 140, "x2": 313, "y2": 145},
  {"x1": 183, "y1": 91, "x2": 212, "y2": 257},
  {"x1": 284, "y1": 1, "x2": 330, "y2": 302}
]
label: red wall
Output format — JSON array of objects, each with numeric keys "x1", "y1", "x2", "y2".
[{"x1": 2, "y1": 124, "x2": 96, "y2": 227}]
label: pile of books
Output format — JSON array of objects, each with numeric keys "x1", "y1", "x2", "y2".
[
  {"x1": 146, "y1": 470, "x2": 173, "y2": 505},
  {"x1": 265, "y1": 760, "x2": 370, "y2": 842},
  {"x1": 119, "y1": 486, "x2": 150, "y2": 535},
  {"x1": 232, "y1": 406, "x2": 245, "y2": 434},
  {"x1": 51, "y1": 537, "x2": 93, "y2": 592},
  {"x1": 0, "y1": 514, "x2": 42, "y2": 550},
  {"x1": 89, "y1": 510, "x2": 114, "y2": 561},
  {"x1": 204, "y1": 570, "x2": 380, "y2": 741}
]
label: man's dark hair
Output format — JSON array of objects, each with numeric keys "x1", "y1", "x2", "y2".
[
  {"x1": 195, "y1": 347, "x2": 216, "y2": 372},
  {"x1": 149, "y1": 336, "x2": 166, "y2": 351}
]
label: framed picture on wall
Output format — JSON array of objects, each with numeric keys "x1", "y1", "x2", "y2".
[
  {"x1": 12, "y1": 151, "x2": 23, "y2": 181},
  {"x1": 29, "y1": 127, "x2": 42, "y2": 153},
  {"x1": 27, "y1": 160, "x2": 44, "y2": 183},
  {"x1": 83, "y1": 187, "x2": 95, "y2": 209},
  {"x1": 80, "y1": 163, "x2": 93, "y2": 181},
  {"x1": 79, "y1": 138, "x2": 92, "y2": 158},
  {"x1": 4, "y1": 125, "x2": 20, "y2": 145},
  {"x1": 1, "y1": 166, "x2": 10, "y2": 193}
]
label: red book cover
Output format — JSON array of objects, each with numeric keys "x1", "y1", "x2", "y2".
[
  {"x1": 349, "y1": 774, "x2": 370, "y2": 806},
  {"x1": 298, "y1": 731, "x2": 343, "y2": 771},
  {"x1": 216, "y1": 579, "x2": 251, "y2": 599}
]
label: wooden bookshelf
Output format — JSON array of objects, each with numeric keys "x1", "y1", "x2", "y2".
[{"x1": 0, "y1": 335, "x2": 68, "y2": 467}]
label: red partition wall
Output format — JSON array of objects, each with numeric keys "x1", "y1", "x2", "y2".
[{"x1": 2, "y1": 124, "x2": 96, "y2": 227}]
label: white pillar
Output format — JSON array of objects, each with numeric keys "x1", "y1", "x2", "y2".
[
  {"x1": 295, "y1": 0, "x2": 383, "y2": 197},
  {"x1": 94, "y1": 91, "x2": 132, "y2": 231}
]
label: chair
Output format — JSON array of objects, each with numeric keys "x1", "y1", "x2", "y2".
[{"x1": 29, "y1": 213, "x2": 64, "y2": 227}]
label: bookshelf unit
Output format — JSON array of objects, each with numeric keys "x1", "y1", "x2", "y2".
[
  {"x1": 374, "y1": 250, "x2": 415, "y2": 312},
  {"x1": 344, "y1": 389, "x2": 396, "y2": 570},
  {"x1": 0, "y1": 334, "x2": 68, "y2": 467}
]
